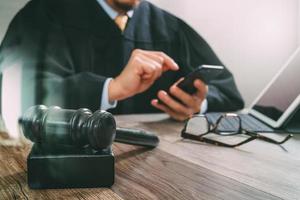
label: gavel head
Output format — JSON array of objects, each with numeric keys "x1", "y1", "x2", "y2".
[
  {"x1": 82, "y1": 109, "x2": 116, "y2": 150},
  {"x1": 19, "y1": 105, "x2": 116, "y2": 150}
]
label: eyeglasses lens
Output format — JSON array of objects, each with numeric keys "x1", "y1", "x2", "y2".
[
  {"x1": 186, "y1": 116, "x2": 209, "y2": 135},
  {"x1": 217, "y1": 115, "x2": 240, "y2": 134}
]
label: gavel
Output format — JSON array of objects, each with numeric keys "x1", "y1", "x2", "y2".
[{"x1": 19, "y1": 105, "x2": 159, "y2": 150}]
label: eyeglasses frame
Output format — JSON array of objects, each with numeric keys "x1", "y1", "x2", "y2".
[{"x1": 181, "y1": 113, "x2": 293, "y2": 148}]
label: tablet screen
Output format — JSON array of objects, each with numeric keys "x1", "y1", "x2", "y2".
[{"x1": 252, "y1": 50, "x2": 300, "y2": 121}]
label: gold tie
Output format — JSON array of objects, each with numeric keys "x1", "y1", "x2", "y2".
[{"x1": 114, "y1": 14, "x2": 128, "y2": 32}]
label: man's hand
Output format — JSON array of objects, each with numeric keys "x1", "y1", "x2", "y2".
[
  {"x1": 151, "y1": 79, "x2": 208, "y2": 121},
  {"x1": 108, "y1": 49, "x2": 179, "y2": 101}
]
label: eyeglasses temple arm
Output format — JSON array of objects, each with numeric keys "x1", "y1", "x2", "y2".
[{"x1": 246, "y1": 132, "x2": 293, "y2": 144}]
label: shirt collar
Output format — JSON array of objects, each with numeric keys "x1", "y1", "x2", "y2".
[{"x1": 97, "y1": 0, "x2": 134, "y2": 19}]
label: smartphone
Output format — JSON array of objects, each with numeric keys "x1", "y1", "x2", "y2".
[
  {"x1": 157, "y1": 65, "x2": 224, "y2": 104},
  {"x1": 176, "y1": 65, "x2": 224, "y2": 94}
]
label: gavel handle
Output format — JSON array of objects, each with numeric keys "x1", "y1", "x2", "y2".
[{"x1": 115, "y1": 128, "x2": 160, "y2": 148}]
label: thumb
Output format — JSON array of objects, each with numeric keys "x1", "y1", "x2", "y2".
[{"x1": 194, "y1": 79, "x2": 208, "y2": 100}]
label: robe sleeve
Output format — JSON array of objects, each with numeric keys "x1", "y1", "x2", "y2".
[
  {"x1": 0, "y1": 1, "x2": 107, "y2": 112},
  {"x1": 177, "y1": 20, "x2": 244, "y2": 112}
]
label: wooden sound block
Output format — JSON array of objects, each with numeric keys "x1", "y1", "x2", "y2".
[{"x1": 27, "y1": 144, "x2": 114, "y2": 189}]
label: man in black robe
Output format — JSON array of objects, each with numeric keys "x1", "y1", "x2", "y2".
[{"x1": 0, "y1": 0, "x2": 244, "y2": 121}]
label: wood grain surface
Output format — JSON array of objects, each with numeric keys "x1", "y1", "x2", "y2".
[{"x1": 0, "y1": 114, "x2": 299, "y2": 200}]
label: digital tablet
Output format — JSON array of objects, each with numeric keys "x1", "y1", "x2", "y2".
[{"x1": 249, "y1": 47, "x2": 300, "y2": 128}]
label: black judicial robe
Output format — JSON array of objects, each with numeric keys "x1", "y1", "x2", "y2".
[{"x1": 0, "y1": 0, "x2": 244, "y2": 114}]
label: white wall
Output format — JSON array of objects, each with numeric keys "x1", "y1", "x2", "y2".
[
  {"x1": 0, "y1": 0, "x2": 29, "y2": 133},
  {"x1": 149, "y1": 0, "x2": 299, "y2": 106},
  {"x1": 0, "y1": 0, "x2": 299, "y2": 107},
  {"x1": 299, "y1": 0, "x2": 300, "y2": 44},
  {"x1": 0, "y1": 0, "x2": 29, "y2": 42}
]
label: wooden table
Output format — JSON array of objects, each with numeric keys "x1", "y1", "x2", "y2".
[{"x1": 0, "y1": 114, "x2": 299, "y2": 200}]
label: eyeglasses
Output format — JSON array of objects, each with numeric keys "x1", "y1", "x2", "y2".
[{"x1": 181, "y1": 113, "x2": 293, "y2": 147}]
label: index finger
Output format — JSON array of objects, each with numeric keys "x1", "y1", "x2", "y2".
[{"x1": 146, "y1": 51, "x2": 179, "y2": 71}]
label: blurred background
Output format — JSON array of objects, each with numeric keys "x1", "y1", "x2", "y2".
[
  {"x1": 0, "y1": 0, "x2": 299, "y2": 135},
  {"x1": 149, "y1": 0, "x2": 299, "y2": 106}
]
